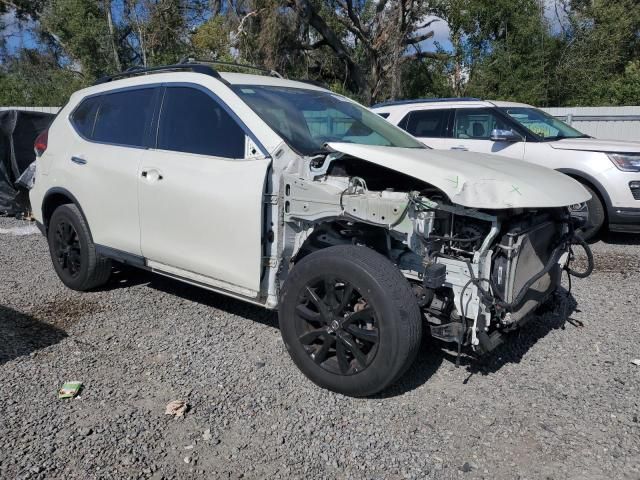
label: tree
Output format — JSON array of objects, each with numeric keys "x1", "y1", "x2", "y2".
[
  {"x1": 447, "y1": 0, "x2": 560, "y2": 106},
  {"x1": 235, "y1": 0, "x2": 444, "y2": 102},
  {"x1": 555, "y1": 0, "x2": 640, "y2": 105},
  {"x1": 0, "y1": 50, "x2": 84, "y2": 105},
  {"x1": 40, "y1": 0, "x2": 120, "y2": 78}
]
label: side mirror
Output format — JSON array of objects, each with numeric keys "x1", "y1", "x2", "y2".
[{"x1": 490, "y1": 129, "x2": 523, "y2": 142}]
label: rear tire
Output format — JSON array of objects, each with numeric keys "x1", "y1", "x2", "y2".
[
  {"x1": 579, "y1": 183, "x2": 605, "y2": 241},
  {"x1": 279, "y1": 245, "x2": 422, "y2": 397},
  {"x1": 47, "y1": 204, "x2": 111, "y2": 291}
]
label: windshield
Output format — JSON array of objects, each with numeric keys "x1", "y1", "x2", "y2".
[
  {"x1": 499, "y1": 107, "x2": 588, "y2": 141},
  {"x1": 232, "y1": 85, "x2": 425, "y2": 155}
]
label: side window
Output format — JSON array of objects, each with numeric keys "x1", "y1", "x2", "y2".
[
  {"x1": 93, "y1": 88, "x2": 156, "y2": 147},
  {"x1": 157, "y1": 87, "x2": 245, "y2": 158},
  {"x1": 453, "y1": 108, "x2": 509, "y2": 140},
  {"x1": 377, "y1": 112, "x2": 390, "y2": 119},
  {"x1": 71, "y1": 97, "x2": 100, "y2": 139},
  {"x1": 402, "y1": 109, "x2": 448, "y2": 137}
]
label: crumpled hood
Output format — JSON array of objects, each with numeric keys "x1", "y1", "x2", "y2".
[
  {"x1": 326, "y1": 143, "x2": 590, "y2": 209},
  {"x1": 549, "y1": 138, "x2": 640, "y2": 153}
]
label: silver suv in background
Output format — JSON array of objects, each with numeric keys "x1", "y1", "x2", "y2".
[{"x1": 373, "y1": 98, "x2": 640, "y2": 239}]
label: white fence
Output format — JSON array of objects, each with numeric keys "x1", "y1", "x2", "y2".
[
  {"x1": 1, "y1": 105, "x2": 639, "y2": 142},
  {"x1": 0, "y1": 106, "x2": 61, "y2": 114},
  {"x1": 542, "y1": 106, "x2": 640, "y2": 142}
]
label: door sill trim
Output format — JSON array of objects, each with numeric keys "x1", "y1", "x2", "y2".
[
  {"x1": 146, "y1": 260, "x2": 263, "y2": 303},
  {"x1": 149, "y1": 265, "x2": 271, "y2": 309}
]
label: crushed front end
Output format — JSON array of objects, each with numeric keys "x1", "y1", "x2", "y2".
[{"x1": 281, "y1": 150, "x2": 594, "y2": 357}]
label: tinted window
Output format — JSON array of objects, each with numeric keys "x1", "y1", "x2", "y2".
[
  {"x1": 71, "y1": 97, "x2": 100, "y2": 138},
  {"x1": 403, "y1": 109, "x2": 448, "y2": 137},
  {"x1": 377, "y1": 112, "x2": 390, "y2": 119},
  {"x1": 453, "y1": 108, "x2": 509, "y2": 139},
  {"x1": 93, "y1": 88, "x2": 156, "y2": 147},
  {"x1": 157, "y1": 87, "x2": 245, "y2": 158}
]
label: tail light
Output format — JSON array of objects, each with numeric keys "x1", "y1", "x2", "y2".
[{"x1": 34, "y1": 130, "x2": 49, "y2": 157}]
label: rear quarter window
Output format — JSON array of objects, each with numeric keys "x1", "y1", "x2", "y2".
[
  {"x1": 91, "y1": 88, "x2": 157, "y2": 147},
  {"x1": 70, "y1": 97, "x2": 100, "y2": 139}
]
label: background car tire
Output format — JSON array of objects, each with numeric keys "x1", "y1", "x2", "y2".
[
  {"x1": 579, "y1": 183, "x2": 605, "y2": 241},
  {"x1": 47, "y1": 204, "x2": 112, "y2": 291},
  {"x1": 279, "y1": 245, "x2": 422, "y2": 397}
]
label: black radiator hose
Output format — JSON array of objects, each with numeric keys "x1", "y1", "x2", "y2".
[{"x1": 565, "y1": 235, "x2": 594, "y2": 278}]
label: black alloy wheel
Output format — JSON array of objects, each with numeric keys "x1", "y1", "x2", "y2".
[
  {"x1": 295, "y1": 276, "x2": 379, "y2": 376},
  {"x1": 52, "y1": 220, "x2": 82, "y2": 278},
  {"x1": 279, "y1": 245, "x2": 422, "y2": 397},
  {"x1": 47, "y1": 204, "x2": 112, "y2": 291}
]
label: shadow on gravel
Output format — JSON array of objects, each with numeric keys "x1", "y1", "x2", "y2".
[
  {"x1": 599, "y1": 231, "x2": 640, "y2": 245},
  {"x1": 94, "y1": 264, "x2": 155, "y2": 291},
  {"x1": 0, "y1": 305, "x2": 68, "y2": 365},
  {"x1": 373, "y1": 344, "x2": 445, "y2": 398},
  {"x1": 375, "y1": 290, "x2": 581, "y2": 396},
  {"x1": 464, "y1": 290, "x2": 580, "y2": 378},
  {"x1": 147, "y1": 275, "x2": 278, "y2": 329}
]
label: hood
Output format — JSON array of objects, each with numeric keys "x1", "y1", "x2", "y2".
[
  {"x1": 549, "y1": 138, "x2": 640, "y2": 153},
  {"x1": 326, "y1": 143, "x2": 590, "y2": 210}
]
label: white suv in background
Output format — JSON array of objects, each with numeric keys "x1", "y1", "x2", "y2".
[
  {"x1": 29, "y1": 63, "x2": 592, "y2": 396},
  {"x1": 373, "y1": 98, "x2": 640, "y2": 238}
]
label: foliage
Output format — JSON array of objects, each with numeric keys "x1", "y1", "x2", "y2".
[
  {"x1": 0, "y1": 0, "x2": 639, "y2": 106},
  {"x1": 0, "y1": 50, "x2": 85, "y2": 105}
]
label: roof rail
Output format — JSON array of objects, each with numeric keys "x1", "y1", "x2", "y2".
[
  {"x1": 296, "y1": 79, "x2": 330, "y2": 89},
  {"x1": 371, "y1": 97, "x2": 483, "y2": 108},
  {"x1": 179, "y1": 58, "x2": 283, "y2": 79},
  {"x1": 94, "y1": 62, "x2": 222, "y2": 85}
]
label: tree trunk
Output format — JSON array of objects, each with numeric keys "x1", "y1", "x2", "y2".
[
  {"x1": 104, "y1": 0, "x2": 121, "y2": 71},
  {"x1": 290, "y1": 0, "x2": 368, "y2": 98}
]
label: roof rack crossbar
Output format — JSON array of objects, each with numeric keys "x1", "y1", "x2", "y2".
[
  {"x1": 180, "y1": 58, "x2": 283, "y2": 79},
  {"x1": 94, "y1": 63, "x2": 222, "y2": 85},
  {"x1": 371, "y1": 97, "x2": 483, "y2": 108}
]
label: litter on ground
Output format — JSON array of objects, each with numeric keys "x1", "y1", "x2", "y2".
[{"x1": 165, "y1": 400, "x2": 189, "y2": 417}]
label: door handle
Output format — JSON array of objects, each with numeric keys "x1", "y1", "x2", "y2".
[
  {"x1": 450, "y1": 146, "x2": 468, "y2": 151},
  {"x1": 71, "y1": 156, "x2": 87, "y2": 165},
  {"x1": 141, "y1": 169, "x2": 163, "y2": 181}
]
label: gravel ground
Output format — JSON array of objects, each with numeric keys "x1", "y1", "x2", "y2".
[{"x1": 1, "y1": 215, "x2": 639, "y2": 480}]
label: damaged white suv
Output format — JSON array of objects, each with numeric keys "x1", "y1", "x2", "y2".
[{"x1": 30, "y1": 61, "x2": 593, "y2": 396}]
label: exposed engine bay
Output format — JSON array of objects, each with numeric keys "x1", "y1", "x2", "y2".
[{"x1": 279, "y1": 152, "x2": 594, "y2": 355}]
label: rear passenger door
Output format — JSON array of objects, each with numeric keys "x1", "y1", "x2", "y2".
[
  {"x1": 138, "y1": 85, "x2": 270, "y2": 296},
  {"x1": 67, "y1": 87, "x2": 159, "y2": 255},
  {"x1": 399, "y1": 108, "x2": 451, "y2": 149}
]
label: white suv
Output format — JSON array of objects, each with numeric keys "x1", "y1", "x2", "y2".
[
  {"x1": 30, "y1": 62, "x2": 593, "y2": 396},
  {"x1": 373, "y1": 98, "x2": 640, "y2": 238}
]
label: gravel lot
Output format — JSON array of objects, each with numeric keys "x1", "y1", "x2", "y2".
[{"x1": 1, "y1": 215, "x2": 639, "y2": 480}]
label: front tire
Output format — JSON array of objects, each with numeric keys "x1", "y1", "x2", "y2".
[
  {"x1": 279, "y1": 245, "x2": 422, "y2": 397},
  {"x1": 47, "y1": 204, "x2": 112, "y2": 291},
  {"x1": 580, "y1": 183, "x2": 605, "y2": 240}
]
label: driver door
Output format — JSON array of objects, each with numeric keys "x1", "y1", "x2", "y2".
[
  {"x1": 443, "y1": 108, "x2": 525, "y2": 160},
  {"x1": 138, "y1": 85, "x2": 270, "y2": 295}
]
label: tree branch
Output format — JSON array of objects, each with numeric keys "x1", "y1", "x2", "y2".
[{"x1": 404, "y1": 30, "x2": 434, "y2": 45}]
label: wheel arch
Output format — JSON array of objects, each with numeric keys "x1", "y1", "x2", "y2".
[
  {"x1": 291, "y1": 220, "x2": 392, "y2": 265},
  {"x1": 42, "y1": 188, "x2": 91, "y2": 237},
  {"x1": 556, "y1": 168, "x2": 611, "y2": 217}
]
